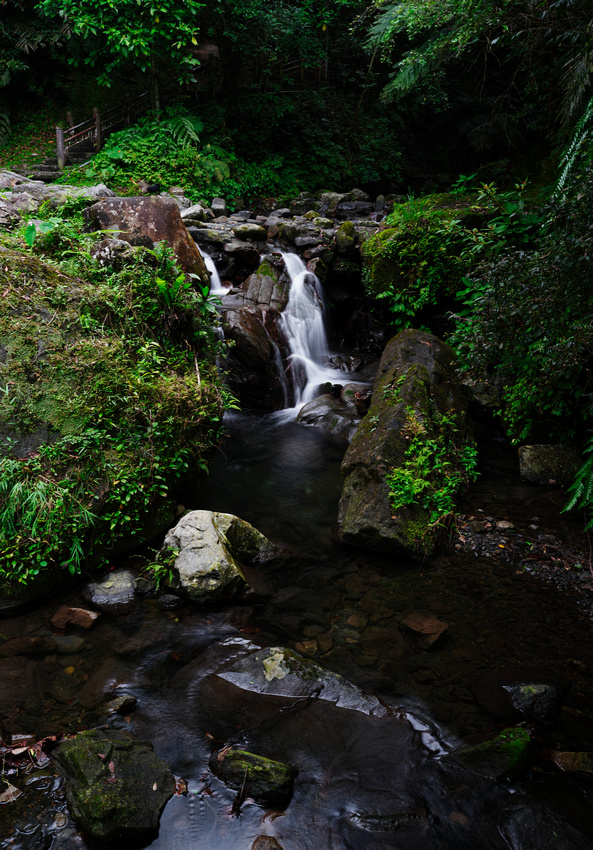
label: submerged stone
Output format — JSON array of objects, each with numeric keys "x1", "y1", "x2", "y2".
[
  {"x1": 54, "y1": 729, "x2": 175, "y2": 842},
  {"x1": 209, "y1": 747, "x2": 295, "y2": 806},
  {"x1": 441, "y1": 727, "x2": 530, "y2": 781},
  {"x1": 161, "y1": 510, "x2": 277, "y2": 603},
  {"x1": 216, "y1": 646, "x2": 389, "y2": 716},
  {"x1": 82, "y1": 569, "x2": 137, "y2": 614},
  {"x1": 498, "y1": 799, "x2": 593, "y2": 850}
]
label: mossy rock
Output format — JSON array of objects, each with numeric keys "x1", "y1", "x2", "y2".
[
  {"x1": 361, "y1": 192, "x2": 486, "y2": 298},
  {"x1": 337, "y1": 329, "x2": 475, "y2": 557},
  {"x1": 0, "y1": 235, "x2": 222, "y2": 595},
  {"x1": 440, "y1": 727, "x2": 530, "y2": 781},
  {"x1": 209, "y1": 747, "x2": 295, "y2": 806},
  {"x1": 335, "y1": 220, "x2": 356, "y2": 254},
  {"x1": 54, "y1": 729, "x2": 175, "y2": 841}
]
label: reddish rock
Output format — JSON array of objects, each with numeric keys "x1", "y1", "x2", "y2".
[
  {"x1": 51, "y1": 606, "x2": 101, "y2": 630},
  {"x1": 84, "y1": 195, "x2": 209, "y2": 283},
  {"x1": 401, "y1": 612, "x2": 448, "y2": 648}
]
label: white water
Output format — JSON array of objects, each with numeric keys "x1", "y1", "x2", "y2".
[
  {"x1": 199, "y1": 248, "x2": 228, "y2": 296},
  {"x1": 278, "y1": 252, "x2": 347, "y2": 417}
]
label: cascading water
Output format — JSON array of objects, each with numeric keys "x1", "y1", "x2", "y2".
[
  {"x1": 279, "y1": 252, "x2": 347, "y2": 414},
  {"x1": 199, "y1": 247, "x2": 228, "y2": 296}
]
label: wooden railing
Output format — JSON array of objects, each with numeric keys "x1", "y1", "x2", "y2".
[
  {"x1": 55, "y1": 66, "x2": 213, "y2": 169},
  {"x1": 55, "y1": 55, "x2": 327, "y2": 168}
]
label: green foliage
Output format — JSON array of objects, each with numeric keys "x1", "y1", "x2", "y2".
[
  {"x1": 75, "y1": 113, "x2": 232, "y2": 195},
  {"x1": 450, "y1": 169, "x2": 593, "y2": 443},
  {"x1": 36, "y1": 0, "x2": 203, "y2": 82},
  {"x1": 564, "y1": 436, "x2": 593, "y2": 529},
  {"x1": 363, "y1": 182, "x2": 546, "y2": 333},
  {"x1": 0, "y1": 217, "x2": 225, "y2": 585},
  {"x1": 386, "y1": 407, "x2": 478, "y2": 525}
]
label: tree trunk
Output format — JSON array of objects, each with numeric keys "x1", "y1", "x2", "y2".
[{"x1": 150, "y1": 52, "x2": 161, "y2": 116}]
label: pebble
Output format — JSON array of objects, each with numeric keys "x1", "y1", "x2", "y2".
[{"x1": 52, "y1": 635, "x2": 85, "y2": 654}]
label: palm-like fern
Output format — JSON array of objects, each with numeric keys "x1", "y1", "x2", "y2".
[
  {"x1": 564, "y1": 436, "x2": 593, "y2": 528},
  {"x1": 166, "y1": 115, "x2": 204, "y2": 148}
]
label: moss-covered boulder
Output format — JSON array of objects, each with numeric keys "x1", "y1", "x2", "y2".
[
  {"x1": 337, "y1": 329, "x2": 475, "y2": 557},
  {"x1": 0, "y1": 236, "x2": 222, "y2": 606},
  {"x1": 161, "y1": 510, "x2": 277, "y2": 603},
  {"x1": 440, "y1": 727, "x2": 530, "y2": 781},
  {"x1": 209, "y1": 747, "x2": 295, "y2": 806},
  {"x1": 361, "y1": 192, "x2": 486, "y2": 303},
  {"x1": 54, "y1": 729, "x2": 175, "y2": 842}
]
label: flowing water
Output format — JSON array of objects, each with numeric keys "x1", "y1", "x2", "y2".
[
  {"x1": 278, "y1": 253, "x2": 352, "y2": 418},
  {"x1": 4, "y1": 258, "x2": 593, "y2": 848}
]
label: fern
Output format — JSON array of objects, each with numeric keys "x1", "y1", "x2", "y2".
[
  {"x1": 563, "y1": 436, "x2": 593, "y2": 528},
  {"x1": 166, "y1": 115, "x2": 204, "y2": 148},
  {"x1": 554, "y1": 95, "x2": 593, "y2": 200}
]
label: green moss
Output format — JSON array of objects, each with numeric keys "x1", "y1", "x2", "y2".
[
  {"x1": 0, "y1": 234, "x2": 225, "y2": 588},
  {"x1": 211, "y1": 747, "x2": 295, "y2": 805},
  {"x1": 444, "y1": 727, "x2": 530, "y2": 780}
]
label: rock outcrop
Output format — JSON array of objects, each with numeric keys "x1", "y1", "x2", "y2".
[
  {"x1": 83, "y1": 195, "x2": 209, "y2": 284},
  {"x1": 337, "y1": 329, "x2": 474, "y2": 557}
]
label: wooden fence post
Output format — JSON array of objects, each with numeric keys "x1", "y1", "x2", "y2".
[
  {"x1": 93, "y1": 107, "x2": 102, "y2": 151},
  {"x1": 56, "y1": 127, "x2": 66, "y2": 171}
]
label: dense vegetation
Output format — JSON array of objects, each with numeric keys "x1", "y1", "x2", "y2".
[{"x1": 1, "y1": 0, "x2": 593, "y2": 577}]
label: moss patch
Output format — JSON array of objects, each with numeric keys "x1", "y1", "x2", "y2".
[{"x1": 0, "y1": 231, "x2": 224, "y2": 590}]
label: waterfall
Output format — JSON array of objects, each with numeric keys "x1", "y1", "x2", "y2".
[
  {"x1": 279, "y1": 252, "x2": 346, "y2": 414},
  {"x1": 199, "y1": 247, "x2": 228, "y2": 296}
]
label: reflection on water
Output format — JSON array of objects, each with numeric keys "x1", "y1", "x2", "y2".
[
  {"x1": 4, "y1": 414, "x2": 593, "y2": 848},
  {"x1": 179, "y1": 412, "x2": 347, "y2": 556}
]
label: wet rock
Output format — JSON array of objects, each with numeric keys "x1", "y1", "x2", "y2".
[
  {"x1": 0, "y1": 636, "x2": 54, "y2": 656},
  {"x1": 216, "y1": 646, "x2": 390, "y2": 716},
  {"x1": 54, "y1": 729, "x2": 175, "y2": 842},
  {"x1": 296, "y1": 394, "x2": 360, "y2": 443},
  {"x1": 50, "y1": 606, "x2": 101, "y2": 630},
  {"x1": 348, "y1": 810, "x2": 428, "y2": 832},
  {"x1": 502, "y1": 682, "x2": 563, "y2": 723},
  {"x1": 252, "y1": 838, "x2": 284, "y2": 850},
  {"x1": 161, "y1": 510, "x2": 277, "y2": 603},
  {"x1": 518, "y1": 444, "x2": 580, "y2": 485},
  {"x1": 225, "y1": 308, "x2": 273, "y2": 370},
  {"x1": 52, "y1": 635, "x2": 86, "y2": 654},
  {"x1": 158, "y1": 593, "x2": 184, "y2": 610},
  {"x1": 335, "y1": 220, "x2": 356, "y2": 254},
  {"x1": 82, "y1": 569, "x2": 137, "y2": 614},
  {"x1": 400, "y1": 612, "x2": 449, "y2": 648},
  {"x1": 0, "y1": 657, "x2": 45, "y2": 716},
  {"x1": 233, "y1": 223, "x2": 268, "y2": 241},
  {"x1": 83, "y1": 195, "x2": 209, "y2": 284},
  {"x1": 498, "y1": 798, "x2": 593, "y2": 849},
  {"x1": 473, "y1": 668, "x2": 568, "y2": 722},
  {"x1": 209, "y1": 747, "x2": 295, "y2": 806},
  {"x1": 78, "y1": 657, "x2": 134, "y2": 709},
  {"x1": 105, "y1": 695, "x2": 137, "y2": 715},
  {"x1": 337, "y1": 330, "x2": 474, "y2": 557},
  {"x1": 440, "y1": 727, "x2": 530, "y2": 780}
]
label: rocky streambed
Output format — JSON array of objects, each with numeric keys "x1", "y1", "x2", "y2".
[{"x1": 3, "y1": 414, "x2": 593, "y2": 850}]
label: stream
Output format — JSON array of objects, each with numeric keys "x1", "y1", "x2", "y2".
[{"x1": 3, "y1": 256, "x2": 593, "y2": 848}]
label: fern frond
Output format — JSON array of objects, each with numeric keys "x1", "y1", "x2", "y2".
[{"x1": 166, "y1": 115, "x2": 204, "y2": 148}]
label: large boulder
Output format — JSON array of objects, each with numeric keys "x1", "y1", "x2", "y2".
[
  {"x1": 161, "y1": 510, "x2": 277, "y2": 603},
  {"x1": 84, "y1": 195, "x2": 209, "y2": 284},
  {"x1": 337, "y1": 330, "x2": 475, "y2": 557},
  {"x1": 54, "y1": 729, "x2": 175, "y2": 842}
]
